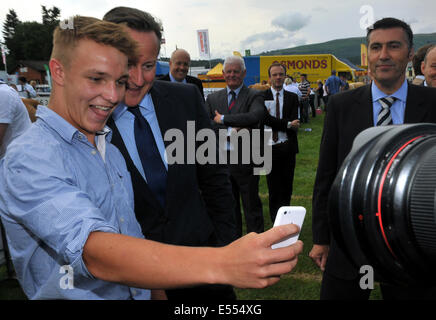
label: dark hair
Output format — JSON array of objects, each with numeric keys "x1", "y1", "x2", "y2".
[
  {"x1": 412, "y1": 44, "x2": 434, "y2": 75},
  {"x1": 366, "y1": 17, "x2": 413, "y2": 49},
  {"x1": 103, "y1": 7, "x2": 162, "y2": 51},
  {"x1": 18, "y1": 76, "x2": 27, "y2": 83},
  {"x1": 268, "y1": 62, "x2": 286, "y2": 77}
]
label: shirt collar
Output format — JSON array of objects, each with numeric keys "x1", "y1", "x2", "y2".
[
  {"x1": 270, "y1": 87, "x2": 284, "y2": 97},
  {"x1": 169, "y1": 72, "x2": 187, "y2": 83},
  {"x1": 37, "y1": 105, "x2": 112, "y2": 144},
  {"x1": 112, "y1": 92, "x2": 154, "y2": 121},
  {"x1": 227, "y1": 84, "x2": 243, "y2": 96},
  {"x1": 371, "y1": 78, "x2": 408, "y2": 103}
]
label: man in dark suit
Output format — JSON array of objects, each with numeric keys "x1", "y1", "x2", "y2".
[
  {"x1": 262, "y1": 63, "x2": 300, "y2": 223},
  {"x1": 205, "y1": 55, "x2": 265, "y2": 238},
  {"x1": 158, "y1": 48, "x2": 205, "y2": 98},
  {"x1": 310, "y1": 17, "x2": 436, "y2": 300},
  {"x1": 104, "y1": 6, "x2": 237, "y2": 300},
  {"x1": 421, "y1": 44, "x2": 436, "y2": 88}
]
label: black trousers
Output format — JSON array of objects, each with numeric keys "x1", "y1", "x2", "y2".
[
  {"x1": 229, "y1": 164, "x2": 264, "y2": 238},
  {"x1": 321, "y1": 272, "x2": 436, "y2": 300},
  {"x1": 300, "y1": 100, "x2": 309, "y2": 123},
  {"x1": 266, "y1": 141, "x2": 296, "y2": 223},
  {"x1": 321, "y1": 239, "x2": 436, "y2": 300},
  {"x1": 309, "y1": 95, "x2": 316, "y2": 117}
]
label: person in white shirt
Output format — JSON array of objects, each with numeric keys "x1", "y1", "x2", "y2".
[
  {"x1": 262, "y1": 63, "x2": 300, "y2": 223},
  {"x1": 17, "y1": 77, "x2": 37, "y2": 99},
  {"x1": 284, "y1": 76, "x2": 302, "y2": 99},
  {"x1": 0, "y1": 80, "x2": 31, "y2": 158},
  {"x1": 0, "y1": 80, "x2": 31, "y2": 278}
]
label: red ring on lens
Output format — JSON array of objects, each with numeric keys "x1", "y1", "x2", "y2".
[{"x1": 376, "y1": 135, "x2": 424, "y2": 259}]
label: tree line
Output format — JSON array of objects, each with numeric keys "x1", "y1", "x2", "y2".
[{"x1": 2, "y1": 6, "x2": 60, "y2": 73}]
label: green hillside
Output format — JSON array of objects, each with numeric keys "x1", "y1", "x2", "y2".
[{"x1": 259, "y1": 33, "x2": 436, "y2": 65}]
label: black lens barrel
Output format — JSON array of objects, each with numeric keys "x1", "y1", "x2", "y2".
[{"x1": 329, "y1": 124, "x2": 436, "y2": 286}]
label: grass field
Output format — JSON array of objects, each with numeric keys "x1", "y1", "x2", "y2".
[
  {"x1": 0, "y1": 110, "x2": 382, "y2": 300},
  {"x1": 235, "y1": 111, "x2": 382, "y2": 300},
  {"x1": 233, "y1": 113, "x2": 323, "y2": 300}
]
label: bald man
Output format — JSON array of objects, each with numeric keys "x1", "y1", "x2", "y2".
[
  {"x1": 159, "y1": 48, "x2": 204, "y2": 98},
  {"x1": 421, "y1": 45, "x2": 436, "y2": 88}
]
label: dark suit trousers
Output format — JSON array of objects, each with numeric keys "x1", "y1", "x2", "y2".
[
  {"x1": 321, "y1": 272, "x2": 436, "y2": 300},
  {"x1": 229, "y1": 163, "x2": 264, "y2": 238},
  {"x1": 322, "y1": 239, "x2": 436, "y2": 300},
  {"x1": 266, "y1": 141, "x2": 296, "y2": 223}
]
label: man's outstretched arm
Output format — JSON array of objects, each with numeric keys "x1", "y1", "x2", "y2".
[{"x1": 83, "y1": 224, "x2": 303, "y2": 289}]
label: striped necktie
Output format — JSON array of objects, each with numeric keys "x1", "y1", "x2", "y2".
[
  {"x1": 377, "y1": 97, "x2": 396, "y2": 126},
  {"x1": 228, "y1": 91, "x2": 236, "y2": 111}
]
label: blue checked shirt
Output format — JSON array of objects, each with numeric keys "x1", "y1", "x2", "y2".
[{"x1": 0, "y1": 106, "x2": 150, "y2": 300}]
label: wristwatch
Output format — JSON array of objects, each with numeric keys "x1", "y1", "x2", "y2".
[{"x1": 287, "y1": 121, "x2": 292, "y2": 129}]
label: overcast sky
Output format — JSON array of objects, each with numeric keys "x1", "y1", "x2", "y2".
[{"x1": 1, "y1": 0, "x2": 435, "y2": 60}]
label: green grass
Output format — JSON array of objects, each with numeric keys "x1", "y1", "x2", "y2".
[
  {"x1": 234, "y1": 111, "x2": 382, "y2": 300},
  {"x1": 0, "y1": 109, "x2": 381, "y2": 300},
  {"x1": 234, "y1": 112, "x2": 324, "y2": 300}
]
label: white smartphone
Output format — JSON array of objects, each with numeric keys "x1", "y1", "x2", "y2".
[{"x1": 271, "y1": 206, "x2": 306, "y2": 249}]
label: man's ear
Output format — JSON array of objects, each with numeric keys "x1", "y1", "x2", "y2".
[
  {"x1": 408, "y1": 47, "x2": 415, "y2": 61},
  {"x1": 49, "y1": 58, "x2": 66, "y2": 86}
]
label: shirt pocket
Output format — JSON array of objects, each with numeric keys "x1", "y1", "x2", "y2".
[{"x1": 112, "y1": 166, "x2": 134, "y2": 207}]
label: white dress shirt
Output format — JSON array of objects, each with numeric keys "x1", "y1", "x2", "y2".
[{"x1": 265, "y1": 87, "x2": 288, "y2": 146}]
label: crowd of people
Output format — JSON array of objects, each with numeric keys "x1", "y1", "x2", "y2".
[{"x1": 0, "y1": 7, "x2": 436, "y2": 301}]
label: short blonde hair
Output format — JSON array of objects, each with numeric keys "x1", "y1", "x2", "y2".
[{"x1": 51, "y1": 16, "x2": 138, "y2": 68}]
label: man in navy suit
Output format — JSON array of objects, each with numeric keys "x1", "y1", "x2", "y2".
[
  {"x1": 104, "y1": 6, "x2": 237, "y2": 300},
  {"x1": 158, "y1": 48, "x2": 204, "y2": 98}
]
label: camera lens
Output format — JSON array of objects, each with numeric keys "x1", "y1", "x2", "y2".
[{"x1": 329, "y1": 124, "x2": 436, "y2": 286}]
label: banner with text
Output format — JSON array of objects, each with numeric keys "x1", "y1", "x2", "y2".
[{"x1": 197, "y1": 29, "x2": 210, "y2": 59}]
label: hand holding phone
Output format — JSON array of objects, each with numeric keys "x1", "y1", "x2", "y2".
[{"x1": 271, "y1": 206, "x2": 306, "y2": 249}]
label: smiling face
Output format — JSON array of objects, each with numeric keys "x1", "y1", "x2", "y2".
[
  {"x1": 170, "y1": 49, "x2": 190, "y2": 82},
  {"x1": 368, "y1": 27, "x2": 413, "y2": 92},
  {"x1": 53, "y1": 38, "x2": 129, "y2": 143},
  {"x1": 123, "y1": 29, "x2": 159, "y2": 107},
  {"x1": 421, "y1": 47, "x2": 436, "y2": 88},
  {"x1": 223, "y1": 62, "x2": 246, "y2": 90}
]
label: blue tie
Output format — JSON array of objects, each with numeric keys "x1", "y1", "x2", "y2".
[{"x1": 128, "y1": 106, "x2": 167, "y2": 208}]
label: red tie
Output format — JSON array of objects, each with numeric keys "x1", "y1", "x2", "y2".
[{"x1": 228, "y1": 91, "x2": 236, "y2": 111}]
